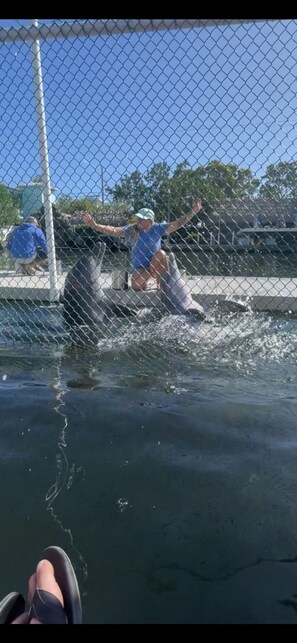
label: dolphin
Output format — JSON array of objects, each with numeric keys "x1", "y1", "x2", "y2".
[
  {"x1": 160, "y1": 252, "x2": 206, "y2": 321},
  {"x1": 62, "y1": 242, "x2": 137, "y2": 341}
]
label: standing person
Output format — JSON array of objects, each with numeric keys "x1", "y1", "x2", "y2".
[
  {"x1": 6, "y1": 216, "x2": 48, "y2": 275},
  {"x1": 83, "y1": 200, "x2": 202, "y2": 290}
]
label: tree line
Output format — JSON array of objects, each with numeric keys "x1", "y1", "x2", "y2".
[{"x1": 1, "y1": 159, "x2": 297, "y2": 227}]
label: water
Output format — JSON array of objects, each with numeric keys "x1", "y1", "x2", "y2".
[
  {"x1": 78, "y1": 247, "x2": 297, "y2": 278},
  {"x1": 3, "y1": 243, "x2": 297, "y2": 277},
  {"x1": 83, "y1": 246, "x2": 297, "y2": 278},
  {"x1": 176, "y1": 249, "x2": 297, "y2": 278},
  {"x1": 1, "y1": 305, "x2": 297, "y2": 622}
]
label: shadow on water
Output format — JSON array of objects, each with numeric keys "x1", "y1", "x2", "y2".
[{"x1": 1, "y1": 303, "x2": 297, "y2": 621}]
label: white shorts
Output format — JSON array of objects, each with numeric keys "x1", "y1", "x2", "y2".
[{"x1": 15, "y1": 254, "x2": 37, "y2": 268}]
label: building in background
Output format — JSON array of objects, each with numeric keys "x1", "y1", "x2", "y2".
[{"x1": 9, "y1": 181, "x2": 57, "y2": 219}]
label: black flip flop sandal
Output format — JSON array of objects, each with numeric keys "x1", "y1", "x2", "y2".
[{"x1": 0, "y1": 592, "x2": 26, "y2": 624}]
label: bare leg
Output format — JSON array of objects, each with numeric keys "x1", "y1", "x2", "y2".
[
  {"x1": 12, "y1": 560, "x2": 64, "y2": 624},
  {"x1": 149, "y1": 250, "x2": 168, "y2": 289},
  {"x1": 32, "y1": 257, "x2": 47, "y2": 271},
  {"x1": 28, "y1": 560, "x2": 64, "y2": 624},
  {"x1": 131, "y1": 252, "x2": 168, "y2": 291},
  {"x1": 20, "y1": 264, "x2": 36, "y2": 276},
  {"x1": 131, "y1": 268, "x2": 151, "y2": 290}
]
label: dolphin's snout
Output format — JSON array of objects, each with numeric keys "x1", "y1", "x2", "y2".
[{"x1": 91, "y1": 241, "x2": 107, "y2": 264}]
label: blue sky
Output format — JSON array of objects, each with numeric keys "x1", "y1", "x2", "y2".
[{"x1": 0, "y1": 19, "x2": 296, "y2": 200}]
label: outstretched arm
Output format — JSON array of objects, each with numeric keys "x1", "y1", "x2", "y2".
[
  {"x1": 83, "y1": 212, "x2": 124, "y2": 237},
  {"x1": 167, "y1": 200, "x2": 202, "y2": 234}
]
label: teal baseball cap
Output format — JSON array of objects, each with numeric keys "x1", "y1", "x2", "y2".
[{"x1": 135, "y1": 208, "x2": 155, "y2": 221}]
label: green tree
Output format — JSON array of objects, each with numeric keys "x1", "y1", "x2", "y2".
[
  {"x1": 108, "y1": 162, "x2": 198, "y2": 219},
  {"x1": 259, "y1": 161, "x2": 297, "y2": 199},
  {"x1": 55, "y1": 195, "x2": 99, "y2": 214},
  {"x1": 194, "y1": 161, "x2": 259, "y2": 210},
  {"x1": 107, "y1": 171, "x2": 148, "y2": 213},
  {"x1": 0, "y1": 184, "x2": 19, "y2": 226},
  {"x1": 108, "y1": 160, "x2": 259, "y2": 221},
  {"x1": 169, "y1": 162, "x2": 200, "y2": 216},
  {"x1": 144, "y1": 162, "x2": 171, "y2": 219},
  {"x1": 55, "y1": 195, "x2": 131, "y2": 226}
]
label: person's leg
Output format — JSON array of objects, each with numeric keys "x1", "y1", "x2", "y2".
[
  {"x1": 28, "y1": 560, "x2": 64, "y2": 624},
  {"x1": 15, "y1": 256, "x2": 37, "y2": 275},
  {"x1": 2, "y1": 546, "x2": 82, "y2": 625},
  {"x1": 131, "y1": 268, "x2": 151, "y2": 290},
  {"x1": 32, "y1": 251, "x2": 48, "y2": 271},
  {"x1": 21, "y1": 264, "x2": 36, "y2": 275},
  {"x1": 131, "y1": 252, "x2": 168, "y2": 290},
  {"x1": 148, "y1": 250, "x2": 168, "y2": 288},
  {"x1": 31, "y1": 258, "x2": 47, "y2": 272},
  {"x1": 11, "y1": 560, "x2": 64, "y2": 624}
]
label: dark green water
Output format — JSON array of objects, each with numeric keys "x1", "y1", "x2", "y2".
[
  {"x1": 176, "y1": 249, "x2": 297, "y2": 278},
  {"x1": 1, "y1": 305, "x2": 297, "y2": 623},
  {"x1": 73, "y1": 247, "x2": 297, "y2": 278},
  {"x1": 3, "y1": 244, "x2": 297, "y2": 277}
]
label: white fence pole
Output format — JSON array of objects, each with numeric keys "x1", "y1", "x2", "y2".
[{"x1": 31, "y1": 18, "x2": 58, "y2": 302}]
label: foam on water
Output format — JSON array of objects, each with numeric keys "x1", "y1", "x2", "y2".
[{"x1": 0, "y1": 301, "x2": 297, "y2": 383}]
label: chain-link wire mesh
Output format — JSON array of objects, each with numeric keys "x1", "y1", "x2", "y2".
[{"x1": 0, "y1": 18, "x2": 297, "y2": 349}]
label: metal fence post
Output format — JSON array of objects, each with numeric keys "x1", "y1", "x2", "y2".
[{"x1": 31, "y1": 18, "x2": 58, "y2": 302}]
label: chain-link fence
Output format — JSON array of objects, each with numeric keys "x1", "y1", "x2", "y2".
[{"x1": 0, "y1": 18, "x2": 297, "y2": 347}]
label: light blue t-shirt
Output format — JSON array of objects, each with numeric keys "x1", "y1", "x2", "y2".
[{"x1": 123, "y1": 223, "x2": 168, "y2": 270}]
